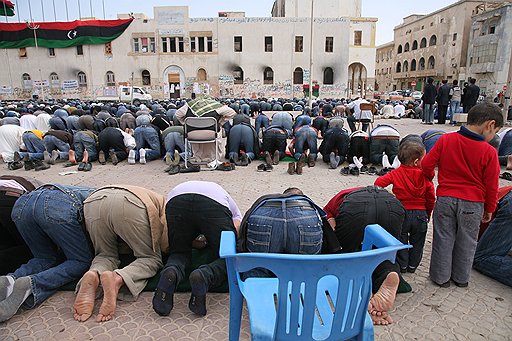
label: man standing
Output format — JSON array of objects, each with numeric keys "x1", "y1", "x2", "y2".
[
  {"x1": 463, "y1": 78, "x2": 480, "y2": 113},
  {"x1": 436, "y1": 80, "x2": 451, "y2": 125},
  {"x1": 449, "y1": 80, "x2": 462, "y2": 124},
  {"x1": 422, "y1": 77, "x2": 437, "y2": 125}
]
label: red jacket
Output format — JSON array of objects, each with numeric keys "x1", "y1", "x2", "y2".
[
  {"x1": 323, "y1": 187, "x2": 363, "y2": 220},
  {"x1": 422, "y1": 127, "x2": 499, "y2": 213},
  {"x1": 374, "y1": 165, "x2": 435, "y2": 216}
]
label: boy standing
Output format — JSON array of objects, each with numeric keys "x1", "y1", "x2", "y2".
[
  {"x1": 422, "y1": 103, "x2": 503, "y2": 287},
  {"x1": 375, "y1": 140, "x2": 435, "y2": 273}
]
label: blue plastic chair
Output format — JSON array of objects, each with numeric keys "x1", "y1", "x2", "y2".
[{"x1": 220, "y1": 224, "x2": 410, "y2": 341}]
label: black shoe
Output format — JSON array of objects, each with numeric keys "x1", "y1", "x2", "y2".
[
  {"x1": 83, "y1": 162, "x2": 92, "y2": 172},
  {"x1": 452, "y1": 280, "x2": 468, "y2": 288},
  {"x1": 188, "y1": 270, "x2": 208, "y2": 316},
  {"x1": 340, "y1": 166, "x2": 350, "y2": 175},
  {"x1": 34, "y1": 160, "x2": 50, "y2": 171},
  {"x1": 349, "y1": 167, "x2": 360, "y2": 176},
  {"x1": 8, "y1": 161, "x2": 23, "y2": 170},
  {"x1": 78, "y1": 162, "x2": 86, "y2": 171},
  {"x1": 360, "y1": 165, "x2": 369, "y2": 174},
  {"x1": 368, "y1": 166, "x2": 377, "y2": 175},
  {"x1": 257, "y1": 163, "x2": 266, "y2": 172},
  {"x1": 400, "y1": 267, "x2": 408, "y2": 273},
  {"x1": 153, "y1": 268, "x2": 178, "y2": 316},
  {"x1": 264, "y1": 163, "x2": 273, "y2": 172},
  {"x1": 180, "y1": 164, "x2": 201, "y2": 173},
  {"x1": 433, "y1": 280, "x2": 450, "y2": 288},
  {"x1": 407, "y1": 267, "x2": 416, "y2": 273},
  {"x1": 24, "y1": 160, "x2": 35, "y2": 171}
]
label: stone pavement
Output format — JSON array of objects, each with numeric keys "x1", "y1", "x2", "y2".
[{"x1": 1, "y1": 118, "x2": 511, "y2": 340}]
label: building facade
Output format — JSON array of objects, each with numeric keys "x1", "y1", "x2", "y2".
[
  {"x1": 0, "y1": 0, "x2": 377, "y2": 100},
  {"x1": 374, "y1": 42, "x2": 395, "y2": 92}
]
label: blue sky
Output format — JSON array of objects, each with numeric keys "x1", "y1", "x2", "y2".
[{"x1": 6, "y1": 0, "x2": 455, "y2": 45}]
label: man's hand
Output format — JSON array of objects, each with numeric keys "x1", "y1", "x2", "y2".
[{"x1": 481, "y1": 211, "x2": 492, "y2": 224}]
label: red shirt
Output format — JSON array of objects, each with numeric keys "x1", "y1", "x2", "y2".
[
  {"x1": 374, "y1": 165, "x2": 435, "y2": 216},
  {"x1": 421, "y1": 127, "x2": 499, "y2": 213},
  {"x1": 323, "y1": 187, "x2": 362, "y2": 220}
]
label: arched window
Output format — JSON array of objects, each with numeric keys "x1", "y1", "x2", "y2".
[
  {"x1": 263, "y1": 67, "x2": 274, "y2": 84},
  {"x1": 411, "y1": 59, "x2": 417, "y2": 71},
  {"x1": 397, "y1": 45, "x2": 402, "y2": 54},
  {"x1": 50, "y1": 72, "x2": 59, "y2": 87},
  {"x1": 412, "y1": 40, "x2": 418, "y2": 50},
  {"x1": 142, "y1": 70, "x2": 151, "y2": 85},
  {"x1": 419, "y1": 57, "x2": 425, "y2": 70},
  {"x1": 420, "y1": 38, "x2": 427, "y2": 48},
  {"x1": 404, "y1": 42, "x2": 410, "y2": 52},
  {"x1": 403, "y1": 60, "x2": 409, "y2": 72},
  {"x1": 429, "y1": 35, "x2": 437, "y2": 46},
  {"x1": 233, "y1": 67, "x2": 244, "y2": 84},
  {"x1": 197, "y1": 68, "x2": 207, "y2": 81},
  {"x1": 293, "y1": 67, "x2": 303, "y2": 84},
  {"x1": 77, "y1": 71, "x2": 87, "y2": 86},
  {"x1": 396, "y1": 62, "x2": 402, "y2": 73},
  {"x1": 323, "y1": 67, "x2": 334, "y2": 85},
  {"x1": 427, "y1": 56, "x2": 435, "y2": 69},
  {"x1": 105, "y1": 71, "x2": 115, "y2": 86}
]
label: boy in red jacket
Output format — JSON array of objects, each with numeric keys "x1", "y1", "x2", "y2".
[
  {"x1": 375, "y1": 140, "x2": 435, "y2": 273},
  {"x1": 422, "y1": 103, "x2": 503, "y2": 288}
]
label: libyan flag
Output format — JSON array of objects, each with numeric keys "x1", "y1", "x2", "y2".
[
  {"x1": 0, "y1": 18, "x2": 133, "y2": 48},
  {"x1": 0, "y1": 0, "x2": 15, "y2": 16}
]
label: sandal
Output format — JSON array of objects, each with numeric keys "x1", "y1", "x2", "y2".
[{"x1": 500, "y1": 172, "x2": 512, "y2": 181}]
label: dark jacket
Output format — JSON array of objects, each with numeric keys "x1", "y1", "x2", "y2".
[
  {"x1": 436, "y1": 84, "x2": 452, "y2": 106},
  {"x1": 422, "y1": 83, "x2": 437, "y2": 104},
  {"x1": 463, "y1": 84, "x2": 480, "y2": 107}
]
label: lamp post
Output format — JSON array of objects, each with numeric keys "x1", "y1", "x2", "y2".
[
  {"x1": 26, "y1": 21, "x2": 45, "y2": 101},
  {"x1": 308, "y1": 0, "x2": 314, "y2": 108}
]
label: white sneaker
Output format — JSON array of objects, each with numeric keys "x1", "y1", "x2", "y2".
[
  {"x1": 139, "y1": 148, "x2": 146, "y2": 164},
  {"x1": 391, "y1": 156, "x2": 401, "y2": 169},
  {"x1": 128, "y1": 149, "x2": 136, "y2": 164}
]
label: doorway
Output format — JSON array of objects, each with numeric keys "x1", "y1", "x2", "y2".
[{"x1": 168, "y1": 73, "x2": 181, "y2": 99}]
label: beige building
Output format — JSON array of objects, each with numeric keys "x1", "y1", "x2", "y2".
[
  {"x1": 0, "y1": 0, "x2": 377, "y2": 101},
  {"x1": 374, "y1": 42, "x2": 395, "y2": 92}
]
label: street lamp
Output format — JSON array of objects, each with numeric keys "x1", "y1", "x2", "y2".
[{"x1": 26, "y1": 21, "x2": 45, "y2": 101}]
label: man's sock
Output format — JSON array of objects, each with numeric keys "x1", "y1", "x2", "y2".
[
  {"x1": 0, "y1": 276, "x2": 32, "y2": 322},
  {"x1": 0, "y1": 275, "x2": 15, "y2": 301}
]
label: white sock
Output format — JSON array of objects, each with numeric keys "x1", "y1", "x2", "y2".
[
  {"x1": 391, "y1": 156, "x2": 401, "y2": 169},
  {"x1": 353, "y1": 156, "x2": 363, "y2": 169},
  {"x1": 382, "y1": 154, "x2": 392, "y2": 168}
]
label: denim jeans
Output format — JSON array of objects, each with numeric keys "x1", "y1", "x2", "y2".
[
  {"x1": 134, "y1": 126, "x2": 161, "y2": 161},
  {"x1": 397, "y1": 210, "x2": 428, "y2": 271},
  {"x1": 449, "y1": 100, "x2": 460, "y2": 123},
  {"x1": 473, "y1": 192, "x2": 512, "y2": 287},
  {"x1": 228, "y1": 124, "x2": 256, "y2": 160},
  {"x1": 271, "y1": 112, "x2": 293, "y2": 136},
  {"x1": 74, "y1": 131, "x2": 98, "y2": 162},
  {"x1": 164, "y1": 194, "x2": 236, "y2": 289},
  {"x1": 19, "y1": 132, "x2": 45, "y2": 161},
  {"x1": 294, "y1": 127, "x2": 318, "y2": 160},
  {"x1": 10, "y1": 185, "x2": 94, "y2": 308},
  {"x1": 498, "y1": 129, "x2": 512, "y2": 157},
  {"x1": 255, "y1": 114, "x2": 269, "y2": 137},
  {"x1": 164, "y1": 131, "x2": 190, "y2": 161},
  {"x1": 423, "y1": 103, "x2": 435, "y2": 123},
  {"x1": 43, "y1": 134, "x2": 70, "y2": 160}
]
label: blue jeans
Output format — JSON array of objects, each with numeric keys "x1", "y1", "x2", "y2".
[
  {"x1": 473, "y1": 192, "x2": 512, "y2": 287},
  {"x1": 74, "y1": 131, "x2": 98, "y2": 162},
  {"x1": 498, "y1": 129, "x2": 512, "y2": 157},
  {"x1": 449, "y1": 100, "x2": 460, "y2": 123},
  {"x1": 10, "y1": 185, "x2": 94, "y2": 308},
  {"x1": 19, "y1": 132, "x2": 45, "y2": 161},
  {"x1": 294, "y1": 127, "x2": 318, "y2": 160},
  {"x1": 424, "y1": 103, "x2": 435, "y2": 123},
  {"x1": 254, "y1": 114, "x2": 269, "y2": 137},
  {"x1": 134, "y1": 126, "x2": 161, "y2": 161},
  {"x1": 228, "y1": 124, "x2": 256, "y2": 160},
  {"x1": 164, "y1": 132, "x2": 190, "y2": 160},
  {"x1": 43, "y1": 134, "x2": 70, "y2": 160},
  {"x1": 271, "y1": 112, "x2": 293, "y2": 136}
]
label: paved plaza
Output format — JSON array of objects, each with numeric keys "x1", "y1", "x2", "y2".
[{"x1": 1, "y1": 118, "x2": 511, "y2": 340}]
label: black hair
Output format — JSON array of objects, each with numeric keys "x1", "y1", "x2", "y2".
[
  {"x1": 467, "y1": 102, "x2": 503, "y2": 128},
  {"x1": 283, "y1": 187, "x2": 304, "y2": 196}
]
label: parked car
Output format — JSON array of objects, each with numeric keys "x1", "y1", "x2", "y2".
[{"x1": 412, "y1": 91, "x2": 423, "y2": 100}]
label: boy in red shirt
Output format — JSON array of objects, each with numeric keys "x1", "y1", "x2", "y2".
[
  {"x1": 375, "y1": 140, "x2": 435, "y2": 273},
  {"x1": 422, "y1": 103, "x2": 503, "y2": 288}
]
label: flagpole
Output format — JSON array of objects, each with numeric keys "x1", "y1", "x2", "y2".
[
  {"x1": 28, "y1": 0, "x2": 33, "y2": 22},
  {"x1": 102, "y1": 0, "x2": 105, "y2": 19},
  {"x1": 65, "y1": 0, "x2": 69, "y2": 21},
  {"x1": 27, "y1": 21, "x2": 45, "y2": 101},
  {"x1": 15, "y1": 0, "x2": 19, "y2": 22},
  {"x1": 2, "y1": 1, "x2": 8, "y2": 23},
  {"x1": 89, "y1": 0, "x2": 93, "y2": 18},
  {"x1": 77, "y1": 0, "x2": 81, "y2": 19},
  {"x1": 52, "y1": 0, "x2": 56, "y2": 21},
  {"x1": 40, "y1": 0, "x2": 45, "y2": 21}
]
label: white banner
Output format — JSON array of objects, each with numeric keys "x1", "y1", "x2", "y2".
[
  {"x1": 33, "y1": 80, "x2": 50, "y2": 87},
  {"x1": 62, "y1": 80, "x2": 79, "y2": 90}
]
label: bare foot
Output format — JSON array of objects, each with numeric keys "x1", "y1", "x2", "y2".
[
  {"x1": 96, "y1": 271, "x2": 123, "y2": 322},
  {"x1": 507, "y1": 155, "x2": 512, "y2": 170},
  {"x1": 68, "y1": 150, "x2": 77, "y2": 164},
  {"x1": 73, "y1": 271, "x2": 99, "y2": 322},
  {"x1": 368, "y1": 272, "x2": 399, "y2": 325}
]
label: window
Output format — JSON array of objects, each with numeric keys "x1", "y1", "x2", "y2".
[
  {"x1": 354, "y1": 31, "x2": 362, "y2": 46},
  {"x1": 429, "y1": 35, "x2": 437, "y2": 46},
  {"x1": 420, "y1": 38, "x2": 427, "y2": 48},
  {"x1": 427, "y1": 56, "x2": 435, "y2": 69},
  {"x1": 198, "y1": 37, "x2": 205, "y2": 52},
  {"x1": 234, "y1": 36, "x2": 242, "y2": 52},
  {"x1": 397, "y1": 45, "x2": 402, "y2": 54},
  {"x1": 404, "y1": 42, "x2": 410, "y2": 52},
  {"x1": 190, "y1": 37, "x2": 213, "y2": 53},
  {"x1": 403, "y1": 60, "x2": 409, "y2": 72},
  {"x1": 77, "y1": 71, "x2": 87, "y2": 86},
  {"x1": 411, "y1": 59, "x2": 417, "y2": 71},
  {"x1": 162, "y1": 37, "x2": 184, "y2": 53},
  {"x1": 419, "y1": 57, "x2": 425, "y2": 70},
  {"x1": 323, "y1": 67, "x2": 334, "y2": 84},
  {"x1": 134, "y1": 37, "x2": 155, "y2": 53},
  {"x1": 19, "y1": 48, "x2": 27, "y2": 58},
  {"x1": 325, "y1": 37, "x2": 334, "y2": 52},
  {"x1": 142, "y1": 70, "x2": 151, "y2": 85},
  {"x1": 471, "y1": 44, "x2": 498, "y2": 64},
  {"x1": 133, "y1": 38, "x2": 140, "y2": 52},
  {"x1": 263, "y1": 67, "x2": 274, "y2": 84},
  {"x1": 293, "y1": 67, "x2": 303, "y2": 84},
  {"x1": 197, "y1": 68, "x2": 207, "y2": 81},
  {"x1": 295, "y1": 36, "x2": 303, "y2": 52},
  {"x1": 162, "y1": 37, "x2": 168, "y2": 52},
  {"x1": 76, "y1": 45, "x2": 83, "y2": 55},
  {"x1": 207, "y1": 37, "x2": 213, "y2": 52},
  {"x1": 50, "y1": 72, "x2": 59, "y2": 87},
  {"x1": 48, "y1": 48, "x2": 55, "y2": 57},
  {"x1": 412, "y1": 40, "x2": 418, "y2": 50},
  {"x1": 105, "y1": 42, "x2": 112, "y2": 55},
  {"x1": 265, "y1": 36, "x2": 273, "y2": 52},
  {"x1": 233, "y1": 67, "x2": 244, "y2": 84},
  {"x1": 488, "y1": 25, "x2": 496, "y2": 34},
  {"x1": 22, "y1": 73, "x2": 32, "y2": 88},
  {"x1": 105, "y1": 71, "x2": 115, "y2": 86},
  {"x1": 453, "y1": 33, "x2": 457, "y2": 41}
]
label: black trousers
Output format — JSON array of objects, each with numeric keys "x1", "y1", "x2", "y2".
[
  {"x1": 348, "y1": 136, "x2": 370, "y2": 165},
  {"x1": 437, "y1": 104, "x2": 448, "y2": 124},
  {"x1": 369, "y1": 138, "x2": 399, "y2": 165},
  {"x1": 98, "y1": 127, "x2": 128, "y2": 161},
  {"x1": 164, "y1": 194, "x2": 236, "y2": 289},
  {"x1": 320, "y1": 128, "x2": 350, "y2": 163},
  {"x1": 335, "y1": 186, "x2": 405, "y2": 293},
  {"x1": 262, "y1": 129, "x2": 287, "y2": 157},
  {"x1": 0, "y1": 191, "x2": 32, "y2": 275}
]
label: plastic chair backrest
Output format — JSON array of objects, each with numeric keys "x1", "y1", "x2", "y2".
[
  {"x1": 220, "y1": 224, "x2": 409, "y2": 341},
  {"x1": 184, "y1": 116, "x2": 218, "y2": 138}
]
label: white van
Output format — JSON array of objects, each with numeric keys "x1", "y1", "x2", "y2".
[{"x1": 96, "y1": 86, "x2": 152, "y2": 105}]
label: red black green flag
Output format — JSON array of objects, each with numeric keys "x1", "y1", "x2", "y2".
[
  {"x1": 0, "y1": 18, "x2": 133, "y2": 48},
  {"x1": 0, "y1": 0, "x2": 15, "y2": 17}
]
